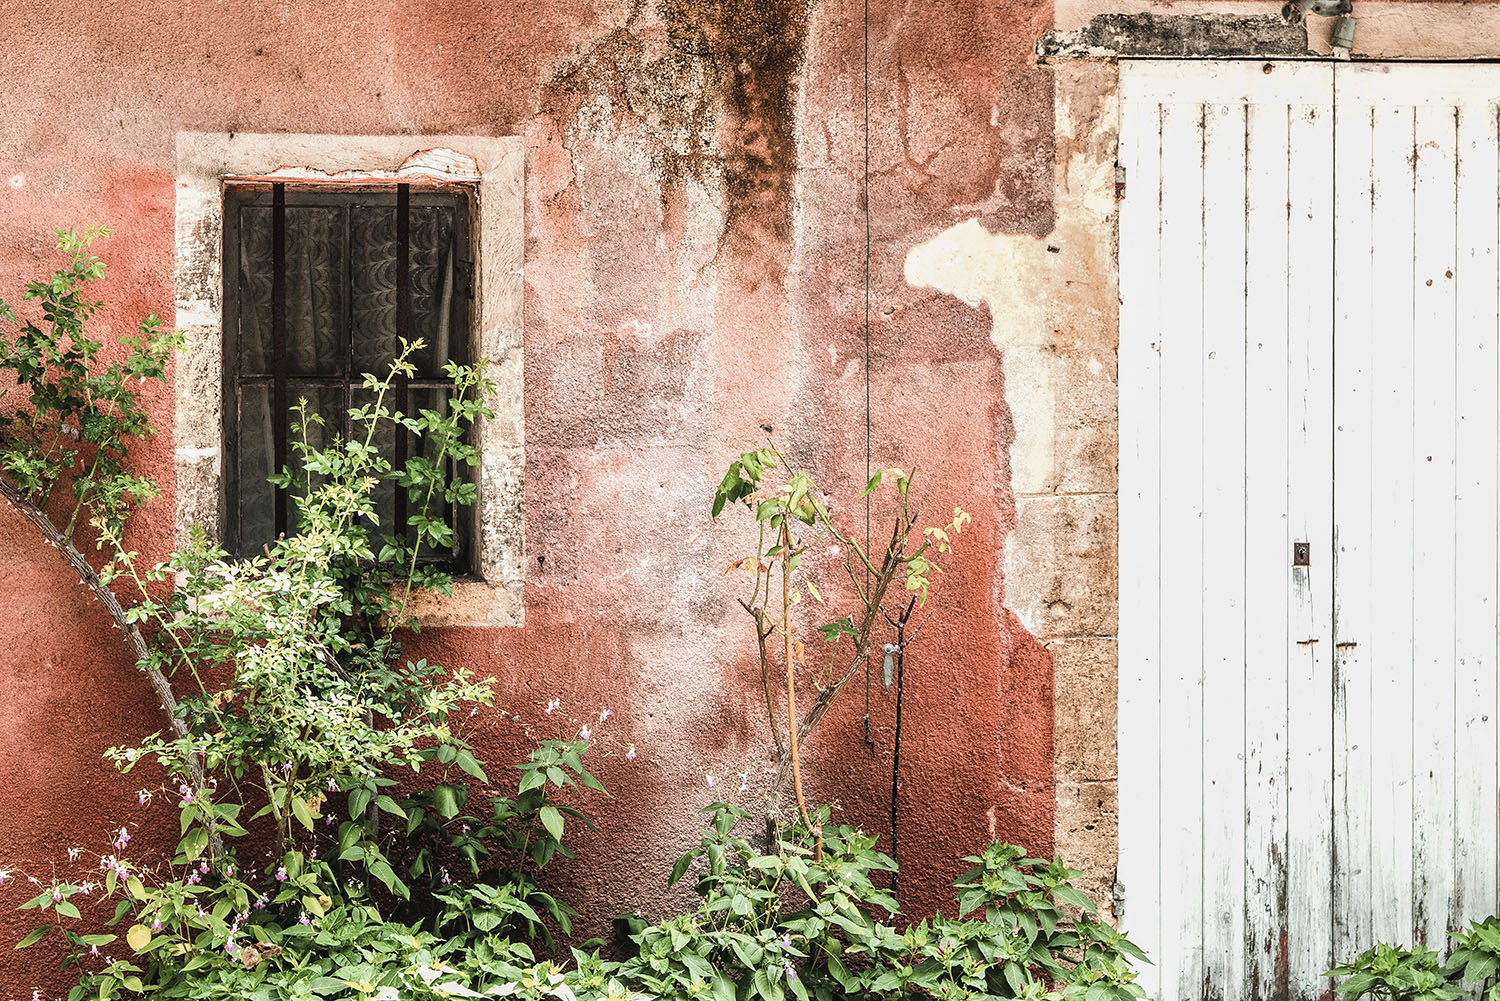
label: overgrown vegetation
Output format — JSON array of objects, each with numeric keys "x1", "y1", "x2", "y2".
[
  {"x1": 0, "y1": 230, "x2": 1150, "y2": 1000},
  {"x1": 1329, "y1": 918, "x2": 1500, "y2": 1001}
]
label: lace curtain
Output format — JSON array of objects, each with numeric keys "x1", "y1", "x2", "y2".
[{"x1": 231, "y1": 198, "x2": 459, "y2": 555}]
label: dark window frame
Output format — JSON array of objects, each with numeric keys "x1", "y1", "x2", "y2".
[{"x1": 221, "y1": 181, "x2": 477, "y2": 571}]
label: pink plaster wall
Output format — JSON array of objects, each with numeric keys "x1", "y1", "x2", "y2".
[{"x1": 0, "y1": 0, "x2": 1055, "y2": 991}]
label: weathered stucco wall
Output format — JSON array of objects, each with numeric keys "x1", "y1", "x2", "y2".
[{"x1": 0, "y1": 0, "x2": 1061, "y2": 990}]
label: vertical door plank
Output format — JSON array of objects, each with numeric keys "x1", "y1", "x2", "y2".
[
  {"x1": 1450, "y1": 98, "x2": 1499, "y2": 932},
  {"x1": 1285, "y1": 94, "x2": 1336, "y2": 998},
  {"x1": 1200, "y1": 97, "x2": 1249, "y2": 1001},
  {"x1": 1116, "y1": 80, "x2": 1166, "y2": 1001},
  {"x1": 1410, "y1": 101, "x2": 1460, "y2": 951},
  {"x1": 1365, "y1": 97, "x2": 1418, "y2": 947},
  {"x1": 1156, "y1": 94, "x2": 1207, "y2": 1001},
  {"x1": 1244, "y1": 95, "x2": 1294, "y2": 1001},
  {"x1": 1332, "y1": 94, "x2": 1376, "y2": 966}
]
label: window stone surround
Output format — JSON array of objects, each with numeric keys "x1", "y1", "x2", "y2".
[{"x1": 174, "y1": 132, "x2": 524, "y2": 627}]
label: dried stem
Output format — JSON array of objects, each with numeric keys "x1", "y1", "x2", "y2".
[{"x1": 780, "y1": 520, "x2": 821, "y2": 861}]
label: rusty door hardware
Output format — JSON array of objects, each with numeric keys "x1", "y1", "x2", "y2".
[{"x1": 1293, "y1": 541, "x2": 1310, "y2": 566}]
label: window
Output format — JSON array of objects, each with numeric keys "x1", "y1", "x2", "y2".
[
  {"x1": 175, "y1": 133, "x2": 525, "y2": 627},
  {"x1": 221, "y1": 183, "x2": 474, "y2": 568}
]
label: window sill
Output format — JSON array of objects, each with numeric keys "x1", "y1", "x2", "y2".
[{"x1": 403, "y1": 577, "x2": 523, "y2": 629}]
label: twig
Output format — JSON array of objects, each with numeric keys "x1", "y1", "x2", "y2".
[{"x1": 780, "y1": 521, "x2": 821, "y2": 861}]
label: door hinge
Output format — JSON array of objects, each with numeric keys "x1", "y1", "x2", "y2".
[
  {"x1": 1112, "y1": 880, "x2": 1126, "y2": 918},
  {"x1": 1115, "y1": 163, "x2": 1127, "y2": 199}
]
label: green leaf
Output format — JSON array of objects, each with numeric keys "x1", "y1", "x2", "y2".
[
  {"x1": 126, "y1": 924, "x2": 151, "y2": 952},
  {"x1": 539, "y1": 806, "x2": 565, "y2": 842},
  {"x1": 178, "y1": 826, "x2": 209, "y2": 863},
  {"x1": 454, "y1": 751, "x2": 489, "y2": 783},
  {"x1": 55, "y1": 901, "x2": 80, "y2": 920},
  {"x1": 290, "y1": 795, "x2": 315, "y2": 831},
  {"x1": 433, "y1": 784, "x2": 461, "y2": 819},
  {"x1": 15, "y1": 926, "x2": 49, "y2": 949}
]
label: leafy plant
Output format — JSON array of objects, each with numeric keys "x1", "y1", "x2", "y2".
[
  {"x1": 609, "y1": 802, "x2": 1148, "y2": 1001},
  {"x1": 0, "y1": 229, "x2": 1147, "y2": 1001},
  {"x1": 1445, "y1": 916, "x2": 1500, "y2": 1001},
  {"x1": 1327, "y1": 943, "x2": 1466, "y2": 1001},
  {"x1": 712, "y1": 448, "x2": 969, "y2": 854}
]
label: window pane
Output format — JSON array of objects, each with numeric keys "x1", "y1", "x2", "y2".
[
  {"x1": 350, "y1": 387, "x2": 399, "y2": 543},
  {"x1": 408, "y1": 387, "x2": 461, "y2": 561},
  {"x1": 286, "y1": 382, "x2": 345, "y2": 533},
  {"x1": 350, "y1": 203, "x2": 462, "y2": 379},
  {"x1": 236, "y1": 383, "x2": 276, "y2": 556},
  {"x1": 235, "y1": 205, "x2": 345, "y2": 376},
  {"x1": 235, "y1": 382, "x2": 345, "y2": 556}
]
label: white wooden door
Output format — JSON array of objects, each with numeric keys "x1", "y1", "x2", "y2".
[{"x1": 1118, "y1": 61, "x2": 1500, "y2": 1001}]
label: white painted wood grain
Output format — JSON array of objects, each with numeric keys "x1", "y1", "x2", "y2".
[
  {"x1": 1332, "y1": 93, "x2": 1376, "y2": 966},
  {"x1": 1116, "y1": 78, "x2": 1165, "y2": 1001},
  {"x1": 1353, "y1": 88, "x2": 1418, "y2": 951},
  {"x1": 1200, "y1": 95, "x2": 1249, "y2": 1001},
  {"x1": 1284, "y1": 93, "x2": 1336, "y2": 999},
  {"x1": 1450, "y1": 99, "x2": 1500, "y2": 930},
  {"x1": 1155, "y1": 94, "x2": 1207, "y2": 1001},
  {"x1": 1243, "y1": 93, "x2": 1295, "y2": 1001},
  {"x1": 1117, "y1": 61, "x2": 1500, "y2": 1001},
  {"x1": 1410, "y1": 101, "x2": 1460, "y2": 951}
]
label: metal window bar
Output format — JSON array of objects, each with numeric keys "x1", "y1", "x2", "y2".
[
  {"x1": 395, "y1": 183, "x2": 411, "y2": 540},
  {"x1": 223, "y1": 184, "x2": 474, "y2": 570},
  {"x1": 271, "y1": 182, "x2": 288, "y2": 538}
]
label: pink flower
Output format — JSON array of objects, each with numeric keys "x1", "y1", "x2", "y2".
[
  {"x1": 50, "y1": 887, "x2": 62, "y2": 903},
  {"x1": 136, "y1": 790, "x2": 152, "y2": 806},
  {"x1": 705, "y1": 774, "x2": 716, "y2": 789},
  {"x1": 579, "y1": 724, "x2": 592, "y2": 741},
  {"x1": 185, "y1": 871, "x2": 200, "y2": 885},
  {"x1": 150, "y1": 919, "x2": 161, "y2": 931},
  {"x1": 198, "y1": 861, "x2": 209, "y2": 874},
  {"x1": 113, "y1": 827, "x2": 130, "y2": 850},
  {"x1": 298, "y1": 911, "x2": 311, "y2": 926},
  {"x1": 545, "y1": 698, "x2": 560, "y2": 715},
  {"x1": 77, "y1": 882, "x2": 93, "y2": 896},
  {"x1": 625, "y1": 745, "x2": 637, "y2": 762},
  {"x1": 66, "y1": 847, "x2": 81, "y2": 862},
  {"x1": 327, "y1": 777, "x2": 338, "y2": 792},
  {"x1": 738, "y1": 772, "x2": 750, "y2": 793},
  {"x1": 0, "y1": 869, "x2": 10, "y2": 886},
  {"x1": 274, "y1": 866, "x2": 287, "y2": 882},
  {"x1": 599, "y1": 708, "x2": 612, "y2": 723}
]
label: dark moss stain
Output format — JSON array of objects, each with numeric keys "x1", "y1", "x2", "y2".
[
  {"x1": 658, "y1": 0, "x2": 810, "y2": 258},
  {"x1": 543, "y1": 27, "x2": 721, "y2": 190},
  {"x1": 543, "y1": 0, "x2": 810, "y2": 280}
]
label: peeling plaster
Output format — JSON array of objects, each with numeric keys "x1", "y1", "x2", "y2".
[{"x1": 902, "y1": 60, "x2": 1122, "y2": 909}]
